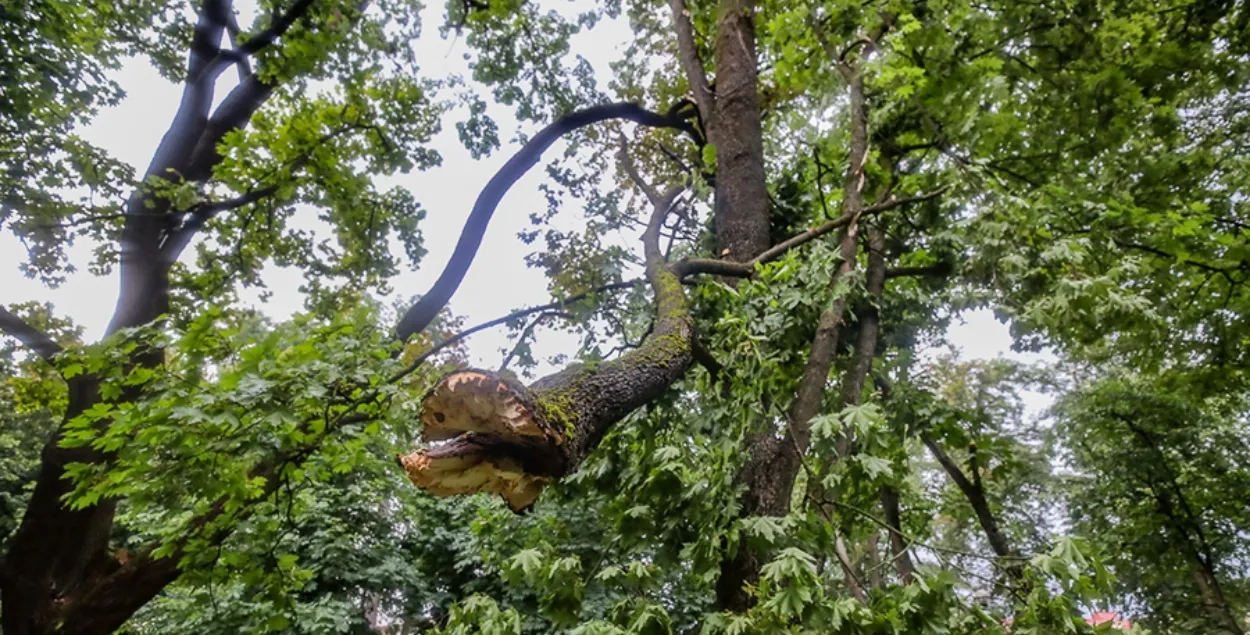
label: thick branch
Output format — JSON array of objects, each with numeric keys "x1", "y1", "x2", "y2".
[
  {"x1": 921, "y1": 431, "x2": 1016, "y2": 563},
  {"x1": 668, "y1": 0, "x2": 715, "y2": 124},
  {"x1": 185, "y1": 75, "x2": 276, "y2": 181},
  {"x1": 395, "y1": 103, "x2": 694, "y2": 342},
  {"x1": 225, "y1": 10, "x2": 252, "y2": 80},
  {"x1": 0, "y1": 307, "x2": 63, "y2": 362},
  {"x1": 53, "y1": 435, "x2": 325, "y2": 635}
]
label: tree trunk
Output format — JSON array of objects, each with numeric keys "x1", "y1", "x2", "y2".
[
  {"x1": 707, "y1": 0, "x2": 770, "y2": 261},
  {"x1": 716, "y1": 69, "x2": 873, "y2": 611},
  {"x1": 880, "y1": 483, "x2": 915, "y2": 583}
]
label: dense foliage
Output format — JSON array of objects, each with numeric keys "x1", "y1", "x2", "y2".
[{"x1": 1, "y1": 0, "x2": 1247, "y2": 633}]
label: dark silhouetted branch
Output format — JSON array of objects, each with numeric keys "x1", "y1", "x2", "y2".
[
  {"x1": 0, "y1": 307, "x2": 63, "y2": 362},
  {"x1": 395, "y1": 103, "x2": 695, "y2": 342}
]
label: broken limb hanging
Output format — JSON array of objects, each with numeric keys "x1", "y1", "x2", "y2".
[{"x1": 400, "y1": 184, "x2": 692, "y2": 512}]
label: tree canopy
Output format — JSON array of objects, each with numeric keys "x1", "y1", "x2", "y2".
[{"x1": 1, "y1": 0, "x2": 1248, "y2": 633}]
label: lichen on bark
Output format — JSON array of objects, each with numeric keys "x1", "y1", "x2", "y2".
[{"x1": 399, "y1": 182, "x2": 694, "y2": 512}]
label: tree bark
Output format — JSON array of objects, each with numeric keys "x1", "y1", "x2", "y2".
[
  {"x1": 668, "y1": 0, "x2": 770, "y2": 262},
  {"x1": 400, "y1": 185, "x2": 693, "y2": 510},
  {"x1": 879, "y1": 483, "x2": 915, "y2": 583},
  {"x1": 715, "y1": 66, "x2": 874, "y2": 610},
  {"x1": 707, "y1": 0, "x2": 770, "y2": 261}
]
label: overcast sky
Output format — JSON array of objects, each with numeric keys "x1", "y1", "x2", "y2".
[{"x1": 0, "y1": 4, "x2": 1045, "y2": 413}]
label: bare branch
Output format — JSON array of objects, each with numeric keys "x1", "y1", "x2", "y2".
[
  {"x1": 392, "y1": 280, "x2": 642, "y2": 383},
  {"x1": 617, "y1": 135, "x2": 663, "y2": 205},
  {"x1": 921, "y1": 431, "x2": 1018, "y2": 564},
  {"x1": 0, "y1": 306, "x2": 63, "y2": 363},
  {"x1": 668, "y1": 0, "x2": 715, "y2": 123},
  {"x1": 395, "y1": 103, "x2": 695, "y2": 342},
  {"x1": 498, "y1": 311, "x2": 571, "y2": 373}
]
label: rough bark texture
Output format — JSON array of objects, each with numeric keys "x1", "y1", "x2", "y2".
[
  {"x1": 401, "y1": 186, "x2": 693, "y2": 510},
  {"x1": 707, "y1": 0, "x2": 770, "y2": 261},
  {"x1": 668, "y1": 0, "x2": 770, "y2": 262},
  {"x1": 715, "y1": 67, "x2": 872, "y2": 611}
]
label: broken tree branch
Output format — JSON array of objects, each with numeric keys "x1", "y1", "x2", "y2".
[{"x1": 398, "y1": 176, "x2": 693, "y2": 511}]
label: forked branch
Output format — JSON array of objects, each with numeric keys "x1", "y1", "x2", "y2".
[{"x1": 395, "y1": 102, "x2": 695, "y2": 342}]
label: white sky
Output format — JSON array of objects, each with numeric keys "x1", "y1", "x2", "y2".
[{"x1": 0, "y1": 5, "x2": 1046, "y2": 413}]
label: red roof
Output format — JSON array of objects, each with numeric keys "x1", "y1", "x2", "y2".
[{"x1": 1086, "y1": 612, "x2": 1133, "y2": 630}]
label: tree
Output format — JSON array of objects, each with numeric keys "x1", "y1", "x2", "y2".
[{"x1": 2, "y1": 0, "x2": 1248, "y2": 633}]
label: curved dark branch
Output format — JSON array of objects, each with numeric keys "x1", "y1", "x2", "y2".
[
  {"x1": 0, "y1": 307, "x2": 63, "y2": 363},
  {"x1": 400, "y1": 183, "x2": 693, "y2": 511},
  {"x1": 395, "y1": 102, "x2": 694, "y2": 342}
]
